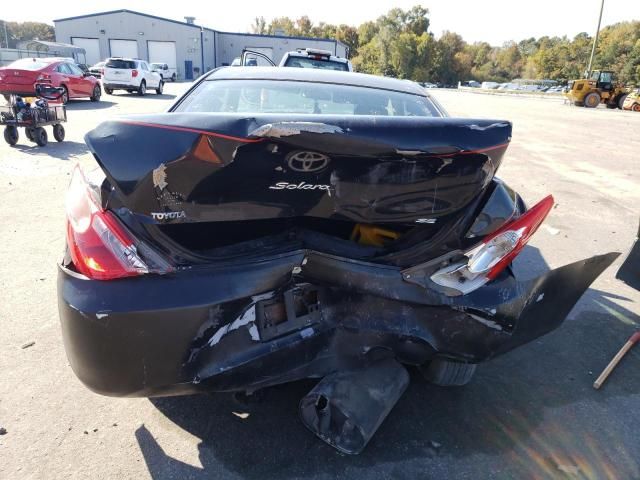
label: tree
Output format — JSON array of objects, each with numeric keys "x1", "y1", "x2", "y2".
[
  {"x1": 5, "y1": 21, "x2": 55, "y2": 48},
  {"x1": 251, "y1": 17, "x2": 267, "y2": 35}
]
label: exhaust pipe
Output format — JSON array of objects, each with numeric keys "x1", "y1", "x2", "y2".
[{"x1": 299, "y1": 358, "x2": 409, "y2": 454}]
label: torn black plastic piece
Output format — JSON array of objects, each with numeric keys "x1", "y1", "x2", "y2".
[{"x1": 299, "y1": 358, "x2": 409, "y2": 455}]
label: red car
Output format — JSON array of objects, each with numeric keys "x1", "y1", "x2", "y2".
[{"x1": 0, "y1": 57, "x2": 101, "y2": 104}]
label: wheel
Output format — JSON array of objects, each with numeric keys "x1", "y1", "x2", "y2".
[
  {"x1": 633, "y1": 103, "x2": 640, "y2": 112},
  {"x1": 574, "y1": 101, "x2": 584, "y2": 107},
  {"x1": 105, "y1": 87, "x2": 113, "y2": 95},
  {"x1": 3, "y1": 126, "x2": 18, "y2": 146},
  {"x1": 53, "y1": 124, "x2": 65, "y2": 142},
  {"x1": 584, "y1": 92, "x2": 600, "y2": 108},
  {"x1": 156, "y1": 81, "x2": 164, "y2": 95},
  {"x1": 90, "y1": 85, "x2": 101, "y2": 102},
  {"x1": 34, "y1": 127, "x2": 48, "y2": 147},
  {"x1": 171, "y1": 73, "x2": 176, "y2": 82},
  {"x1": 618, "y1": 94, "x2": 628, "y2": 109},
  {"x1": 606, "y1": 102, "x2": 617, "y2": 109},
  {"x1": 420, "y1": 357, "x2": 477, "y2": 387},
  {"x1": 138, "y1": 81, "x2": 146, "y2": 96},
  {"x1": 60, "y1": 85, "x2": 69, "y2": 105},
  {"x1": 25, "y1": 127, "x2": 35, "y2": 141}
]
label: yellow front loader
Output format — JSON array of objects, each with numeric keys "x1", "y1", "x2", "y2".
[{"x1": 565, "y1": 70, "x2": 628, "y2": 108}]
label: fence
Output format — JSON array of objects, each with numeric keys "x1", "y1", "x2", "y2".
[{"x1": 0, "y1": 48, "x2": 58, "y2": 67}]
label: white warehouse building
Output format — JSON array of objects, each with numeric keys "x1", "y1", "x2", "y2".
[{"x1": 54, "y1": 9, "x2": 349, "y2": 80}]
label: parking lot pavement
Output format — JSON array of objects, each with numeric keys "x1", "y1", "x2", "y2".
[{"x1": 0, "y1": 86, "x2": 638, "y2": 479}]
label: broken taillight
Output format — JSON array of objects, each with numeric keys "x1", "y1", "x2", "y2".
[
  {"x1": 431, "y1": 195, "x2": 554, "y2": 295},
  {"x1": 65, "y1": 165, "x2": 172, "y2": 280}
]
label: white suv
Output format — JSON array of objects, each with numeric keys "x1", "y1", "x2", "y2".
[
  {"x1": 103, "y1": 58, "x2": 163, "y2": 96},
  {"x1": 279, "y1": 48, "x2": 352, "y2": 72}
]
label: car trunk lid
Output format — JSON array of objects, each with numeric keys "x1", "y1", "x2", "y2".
[
  {"x1": 85, "y1": 113, "x2": 511, "y2": 259},
  {"x1": 0, "y1": 68, "x2": 39, "y2": 86}
]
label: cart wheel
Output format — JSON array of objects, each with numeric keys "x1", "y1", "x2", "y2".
[
  {"x1": 25, "y1": 127, "x2": 35, "y2": 142},
  {"x1": 34, "y1": 127, "x2": 48, "y2": 146},
  {"x1": 4, "y1": 126, "x2": 18, "y2": 146},
  {"x1": 53, "y1": 124, "x2": 65, "y2": 142}
]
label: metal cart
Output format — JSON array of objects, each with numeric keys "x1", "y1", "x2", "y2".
[{"x1": 1, "y1": 85, "x2": 67, "y2": 147}]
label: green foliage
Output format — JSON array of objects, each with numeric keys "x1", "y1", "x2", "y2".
[
  {"x1": 1, "y1": 21, "x2": 55, "y2": 48},
  {"x1": 254, "y1": 8, "x2": 640, "y2": 85}
]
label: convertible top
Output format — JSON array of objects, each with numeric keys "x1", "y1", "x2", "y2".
[{"x1": 206, "y1": 66, "x2": 430, "y2": 97}]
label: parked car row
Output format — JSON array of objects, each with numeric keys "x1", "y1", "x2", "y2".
[{"x1": 0, "y1": 56, "x2": 175, "y2": 105}]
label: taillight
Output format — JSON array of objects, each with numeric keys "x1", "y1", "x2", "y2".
[
  {"x1": 65, "y1": 166, "x2": 173, "y2": 280},
  {"x1": 132, "y1": 69, "x2": 138, "y2": 77},
  {"x1": 36, "y1": 74, "x2": 51, "y2": 83},
  {"x1": 431, "y1": 195, "x2": 554, "y2": 295}
]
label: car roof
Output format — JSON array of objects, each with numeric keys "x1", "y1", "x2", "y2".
[
  {"x1": 285, "y1": 51, "x2": 348, "y2": 62},
  {"x1": 207, "y1": 67, "x2": 429, "y2": 96}
]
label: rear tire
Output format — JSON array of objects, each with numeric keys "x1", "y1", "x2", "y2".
[
  {"x1": 420, "y1": 358, "x2": 477, "y2": 387},
  {"x1": 90, "y1": 85, "x2": 101, "y2": 102},
  {"x1": 633, "y1": 103, "x2": 640, "y2": 112},
  {"x1": 60, "y1": 85, "x2": 69, "y2": 105},
  {"x1": 25, "y1": 127, "x2": 35, "y2": 142},
  {"x1": 53, "y1": 124, "x2": 65, "y2": 142},
  {"x1": 138, "y1": 81, "x2": 146, "y2": 96},
  {"x1": 584, "y1": 92, "x2": 600, "y2": 108},
  {"x1": 34, "y1": 127, "x2": 47, "y2": 147},
  {"x1": 4, "y1": 126, "x2": 18, "y2": 146},
  {"x1": 105, "y1": 87, "x2": 113, "y2": 95},
  {"x1": 156, "y1": 81, "x2": 164, "y2": 94},
  {"x1": 171, "y1": 73, "x2": 176, "y2": 82}
]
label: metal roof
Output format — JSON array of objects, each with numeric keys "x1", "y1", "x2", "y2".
[{"x1": 53, "y1": 9, "x2": 348, "y2": 51}]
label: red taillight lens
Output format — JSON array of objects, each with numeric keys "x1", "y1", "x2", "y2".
[
  {"x1": 65, "y1": 166, "x2": 172, "y2": 280},
  {"x1": 132, "y1": 69, "x2": 138, "y2": 78},
  {"x1": 431, "y1": 195, "x2": 554, "y2": 295},
  {"x1": 36, "y1": 74, "x2": 51, "y2": 83},
  {"x1": 480, "y1": 195, "x2": 554, "y2": 280}
]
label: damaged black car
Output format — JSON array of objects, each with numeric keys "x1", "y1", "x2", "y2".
[{"x1": 58, "y1": 67, "x2": 616, "y2": 454}]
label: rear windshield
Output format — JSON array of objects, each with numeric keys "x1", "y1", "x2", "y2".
[
  {"x1": 174, "y1": 79, "x2": 441, "y2": 117},
  {"x1": 7, "y1": 58, "x2": 50, "y2": 70},
  {"x1": 106, "y1": 59, "x2": 136, "y2": 69},
  {"x1": 284, "y1": 57, "x2": 349, "y2": 71}
]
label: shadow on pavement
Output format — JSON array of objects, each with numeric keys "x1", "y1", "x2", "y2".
[
  {"x1": 65, "y1": 100, "x2": 116, "y2": 110},
  {"x1": 136, "y1": 246, "x2": 640, "y2": 479},
  {"x1": 106, "y1": 92, "x2": 176, "y2": 100},
  {"x1": 12, "y1": 140, "x2": 89, "y2": 160}
]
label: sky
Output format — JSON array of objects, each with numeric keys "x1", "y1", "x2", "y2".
[{"x1": 2, "y1": 0, "x2": 639, "y2": 46}]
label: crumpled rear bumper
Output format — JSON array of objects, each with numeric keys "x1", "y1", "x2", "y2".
[{"x1": 57, "y1": 250, "x2": 617, "y2": 397}]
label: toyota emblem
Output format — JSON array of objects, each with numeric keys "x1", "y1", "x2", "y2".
[{"x1": 286, "y1": 151, "x2": 330, "y2": 172}]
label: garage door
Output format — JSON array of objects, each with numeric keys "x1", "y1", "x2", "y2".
[
  {"x1": 148, "y1": 41, "x2": 177, "y2": 70},
  {"x1": 109, "y1": 39, "x2": 139, "y2": 59},
  {"x1": 71, "y1": 37, "x2": 100, "y2": 66}
]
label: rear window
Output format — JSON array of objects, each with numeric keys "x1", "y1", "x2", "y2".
[
  {"x1": 174, "y1": 79, "x2": 441, "y2": 117},
  {"x1": 106, "y1": 59, "x2": 136, "y2": 69},
  {"x1": 283, "y1": 57, "x2": 349, "y2": 72},
  {"x1": 7, "y1": 58, "x2": 50, "y2": 70}
]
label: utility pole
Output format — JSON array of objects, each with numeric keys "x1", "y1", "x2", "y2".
[
  {"x1": 2, "y1": 20, "x2": 9, "y2": 49},
  {"x1": 587, "y1": 0, "x2": 605, "y2": 77}
]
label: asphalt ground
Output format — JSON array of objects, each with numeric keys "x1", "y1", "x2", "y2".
[{"x1": 0, "y1": 84, "x2": 639, "y2": 479}]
